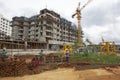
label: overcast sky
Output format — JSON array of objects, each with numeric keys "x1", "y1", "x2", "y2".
[{"x1": 0, "y1": 0, "x2": 120, "y2": 44}]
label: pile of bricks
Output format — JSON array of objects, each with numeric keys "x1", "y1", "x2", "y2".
[{"x1": 0, "y1": 60, "x2": 28, "y2": 77}]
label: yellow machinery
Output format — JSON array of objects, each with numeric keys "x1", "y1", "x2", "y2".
[
  {"x1": 63, "y1": 44, "x2": 73, "y2": 54},
  {"x1": 72, "y1": 0, "x2": 92, "y2": 48},
  {"x1": 100, "y1": 41, "x2": 116, "y2": 54}
]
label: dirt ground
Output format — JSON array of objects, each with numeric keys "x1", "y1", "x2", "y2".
[{"x1": 0, "y1": 66, "x2": 120, "y2": 80}]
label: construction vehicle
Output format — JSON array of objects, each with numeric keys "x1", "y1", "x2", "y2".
[
  {"x1": 100, "y1": 37, "x2": 116, "y2": 54},
  {"x1": 63, "y1": 44, "x2": 73, "y2": 54},
  {"x1": 72, "y1": 0, "x2": 92, "y2": 48}
]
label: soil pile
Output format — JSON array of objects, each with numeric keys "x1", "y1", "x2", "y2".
[{"x1": 0, "y1": 67, "x2": 120, "y2": 80}]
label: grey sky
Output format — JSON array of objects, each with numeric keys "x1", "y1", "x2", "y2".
[{"x1": 0, "y1": 0, "x2": 120, "y2": 44}]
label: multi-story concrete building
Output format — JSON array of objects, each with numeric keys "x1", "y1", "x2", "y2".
[
  {"x1": 11, "y1": 9, "x2": 77, "y2": 50},
  {"x1": 0, "y1": 14, "x2": 12, "y2": 39},
  {"x1": 60, "y1": 18, "x2": 77, "y2": 42},
  {"x1": 12, "y1": 16, "x2": 29, "y2": 40}
]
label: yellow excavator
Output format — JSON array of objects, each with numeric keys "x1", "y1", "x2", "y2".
[
  {"x1": 63, "y1": 44, "x2": 73, "y2": 54},
  {"x1": 100, "y1": 37, "x2": 116, "y2": 54}
]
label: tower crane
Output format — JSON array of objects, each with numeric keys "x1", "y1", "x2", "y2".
[{"x1": 72, "y1": 0, "x2": 92, "y2": 48}]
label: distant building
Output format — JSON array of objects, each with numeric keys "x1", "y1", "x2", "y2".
[
  {"x1": 11, "y1": 9, "x2": 77, "y2": 49},
  {"x1": 11, "y1": 16, "x2": 29, "y2": 40},
  {"x1": 116, "y1": 44, "x2": 120, "y2": 52},
  {"x1": 0, "y1": 14, "x2": 12, "y2": 39}
]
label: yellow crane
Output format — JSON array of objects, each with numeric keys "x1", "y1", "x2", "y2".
[{"x1": 72, "y1": 0, "x2": 92, "y2": 48}]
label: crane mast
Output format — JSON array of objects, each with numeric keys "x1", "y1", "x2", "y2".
[{"x1": 72, "y1": 0, "x2": 92, "y2": 48}]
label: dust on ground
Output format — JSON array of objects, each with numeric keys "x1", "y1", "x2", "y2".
[{"x1": 0, "y1": 66, "x2": 120, "y2": 80}]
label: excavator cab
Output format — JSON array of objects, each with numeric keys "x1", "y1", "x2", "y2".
[{"x1": 63, "y1": 44, "x2": 73, "y2": 54}]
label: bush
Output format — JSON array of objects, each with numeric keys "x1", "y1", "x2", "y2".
[{"x1": 71, "y1": 52, "x2": 120, "y2": 65}]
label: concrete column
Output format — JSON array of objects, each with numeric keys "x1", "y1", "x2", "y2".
[
  {"x1": 47, "y1": 43, "x2": 49, "y2": 50},
  {"x1": 24, "y1": 41, "x2": 27, "y2": 50}
]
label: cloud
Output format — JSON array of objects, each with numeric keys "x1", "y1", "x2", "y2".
[
  {"x1": 79, "y1": 0, "x2": 120, "y2": 44},
  {"x1": 0, "y1": 1, "x2": 16, "y2": 20},
  {"x1": 83, "y1": 19, "x2": 120, "y2": 44},
  {"x1": 82, "y1": 0, "x2": 120, "y2": 27},
  {"x1": 0, "y1": 1, "x2": 9, "y2": 14},
  {"x1": 18, "y1": 8, "x2": 38, "y2": 18}
]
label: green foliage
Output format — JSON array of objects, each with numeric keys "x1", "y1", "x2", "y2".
[{"x1": 71, "y1": 53, "x2": 120, "y2": 65}]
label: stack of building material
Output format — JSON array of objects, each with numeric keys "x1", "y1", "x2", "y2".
[
  {"x1": 45, "y1": 54, "x2": 54, "y2": 63},
  {"x1": 54, "y1": 56, "x2": 62, "y2": 62},
  {"x1": 0, "y1": 60, "x2": 27, "y2": 77}
]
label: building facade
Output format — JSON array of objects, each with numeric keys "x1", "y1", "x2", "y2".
[
  {"x1": 11, "y1": 9, "x2": 77, "y2": 50},
  {"x1": 0, "y1": 14, "x2": 12, "y2": 39},
  {"x1": 12, "y1": 16, "x2": 29, "y2": 40}
]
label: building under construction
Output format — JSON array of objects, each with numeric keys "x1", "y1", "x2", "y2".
[{"x1": 0, "y1": 9, "x2": 77, "y2": 50}]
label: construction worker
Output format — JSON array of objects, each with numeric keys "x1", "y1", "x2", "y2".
[
  {"x1": 0, "y1": 48, "x2": 8, "y2": 61},
  {"x1": 39, "y1": 50, "x2": 44, "y2": 61},
  {"x1": 65, "y1": 50, "x2": 70, "y2": 62},
  {"x1": 39, "y1": 50, "x2": 44, "y2": 56},
  {"x1": 32, "y1": 55, "x2": 40, "y2": 67}
]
